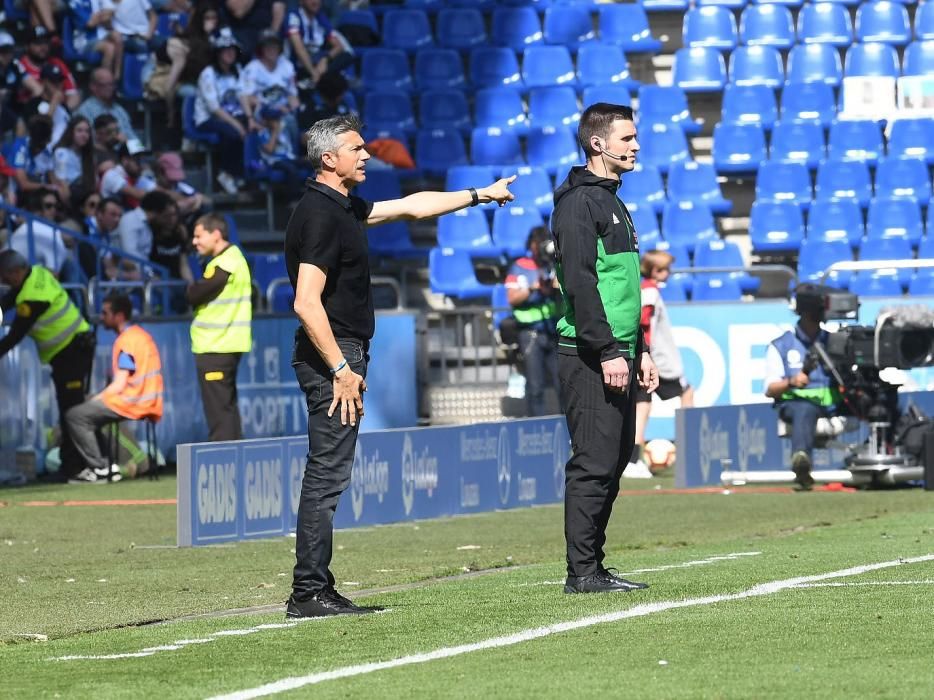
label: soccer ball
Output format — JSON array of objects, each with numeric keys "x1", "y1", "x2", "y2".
[{"x1": 644, "y1": 439, "x2": 676, "y2": 472}]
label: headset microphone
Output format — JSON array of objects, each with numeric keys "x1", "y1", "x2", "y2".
[{"x1": 600, "y1": 148, "x2": 627, "y2": 162}]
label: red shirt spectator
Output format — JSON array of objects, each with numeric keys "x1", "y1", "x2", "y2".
[{"x1": 17, "y1": 27, "x2": 80, "y2": 110}]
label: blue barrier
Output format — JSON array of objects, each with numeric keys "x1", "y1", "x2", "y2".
[{"x1": 177, "y1": 416, "x2": 570, "y2": 546}]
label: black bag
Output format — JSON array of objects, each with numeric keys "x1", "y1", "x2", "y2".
[
  {"x1": 896, "y1": 404, "x2": 934, "y2": 458},
  {"x1": 499, "y1": 315, "x2": 520, "y2": 346}
]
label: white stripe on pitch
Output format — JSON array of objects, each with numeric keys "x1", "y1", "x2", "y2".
[
  {"x1": 207, "y1": 554, "x2": 934, "y2": 700},
  {"x1": 793, "y1": 579, "x2": 934, "y2": 588}
]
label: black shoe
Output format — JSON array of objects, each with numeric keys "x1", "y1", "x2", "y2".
[
  {"x1": 601, "y1": 567, "x2": 650, "y2": 591},
  {"x1": 791, "y1": 451, "x2": 814, "y2": 491},
  {"x1": 564, "y1": 570, "x2": 649, "y2": 594},
  {"x1": 326, "y1": 586, "x2": 384, "y2": 613},
  {"x1": 285, "y1": 589, "x2": 376, "y2": 618}
]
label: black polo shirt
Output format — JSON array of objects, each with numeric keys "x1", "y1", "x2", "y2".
[{"x1": 285, "y1": 179, "x2": 374, "y2": 359}]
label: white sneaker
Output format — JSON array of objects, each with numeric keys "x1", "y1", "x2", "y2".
[
  {"x1": 93, "y1": 464, "x2": 122, "y2": 482},
  {"x1": 68, "y1": 468, "x2": 104, "y2": 484},
  {"x1": 622, "y1": 460, "x2": 653, "y2": 479},
  {"x1": 217, "y1": 171, "x2": 238, "y2": 195}
]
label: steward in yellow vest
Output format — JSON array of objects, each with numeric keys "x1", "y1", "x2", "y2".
[
  {"x1": 0, "y1": 250, "x2": 94, "y2": 480},
  {"x1": 187, "y1": 214, "x2": 253, "y2": 441}
]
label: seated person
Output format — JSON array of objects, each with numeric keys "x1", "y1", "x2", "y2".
[
  {"x1": 153, "y1": 152, "x2": 210, "y2": 222},
  {"x1": 240, "y1": 29, "x2": 299, "y2": 151},
  {"x1": 92, "y1": 113, "x2": 122, "y2": 166},
  {"x1": 10, "y1": 114, "x2": 68, "y2": 202},
  {"x1": 285, "y1": 0, "x2": 353, "y2": 86},
  {"x1": 8, "y1": 188, "x2": 85, "y2": 288},
  {"x1": 0, "y1": 30, "x2": 42, "y2": 135},
  {"x1": 68, "y1": 0, "x2": 124, "y2": 80},
  {"x1": 100, "y1": 139, "x2": 156, "y2": 209},
  {"x1": 256, "y1": 105, "x2": 306, "y2": 189},
  {"x1": 16, "y1": 27, "x2": 82, "y2": 111}
]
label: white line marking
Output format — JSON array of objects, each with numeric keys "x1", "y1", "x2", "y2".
[
  {"x1": 793, "y1": 580, "x2": 934, "y2": 588},
  {"x1": 207, "y1": 554, "x2": 934, "y2": 700}
]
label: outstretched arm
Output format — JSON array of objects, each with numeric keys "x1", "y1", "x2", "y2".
[{"x1": 367, "y1": 176, "x2": 516, "y2": 226}]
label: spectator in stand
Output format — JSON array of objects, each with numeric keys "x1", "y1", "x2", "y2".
[
  {"x1": 109, "y1": 0, "x2": 159, "y2": 55},
  {"x1": 25, "y1": 0, "x2": 60, "y2": 34},
  {"x1": 115, "y1": 190, "x2": 191, "y2": 286},
  {"x1": 17, "y1": 27, "x2": 81, "y2": 112},
  {"x1": 195, "y1": 27, "x2": 247, "y2": 194},
  {"x1": 22, "y1": 63, "x2": 72, "y2": 147},
  {"x1": 257, "y1": 104, "x2": 304, "y2": 187},
  {"x1": 100, "y1": 139, "x2": 156, "y2": 208},
  {"x1": 299, "y1": 70, "x2": 353, "y2": 131},
  {"x1": 11, "y1": 115, "x2": 68, "y2": 202},
  {"x1": 8, "y1": 188, "x2": 85, "y2": 287},
  {"x1": 0, "y1": 156, "x2": 16, "y2": 242},
  {"x1": 154, "y1": 152, "x2": 210, "y2": 220},
  {"x1": 221, "y1": 0, "x2": 286, "y2": 58},
  {"x1": 285, "y1": 0, "x2": 353, "y2": 87},
  {"x1": 93, "y1": 113, "x2": 122, "y2": 165},
  {"x1": 0, "y1": 31, "x2": 42, "y2": 136},
  {"x1": 240, "y1": 29, "x2": 299, "y2": 151},
  {"x1": 72, "y1": 189, "x2": 120, "y2": 279},
  {"x1": 68, "y1": 0, "x2": 125, "y2": 80},
  {"x1": 77, "y1": 67, "x2": 141, "y2": 145},
  {"x1": 54, "y1": 116, "x2": 96, "y2": 194}
]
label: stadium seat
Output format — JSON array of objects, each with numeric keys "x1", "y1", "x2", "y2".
[
  {"x1": 63, "y1": 15, "x2": 102, "y2": 66},
  {"x1": 693, "y1": 238, "x2": 759, "y2": 293},
  {"x1": 629, "y1": 204, "x2": 662, "y2": 247},
  {"x1": 491, "y1": 7, "x2": 544, "y2": 52},
  {"x1": 712, "y1": 122, "x2": 767, "y2": 174},
  {"x1": 522, "y1": 45, "x2": 578, "y2": 89},
  {"x1": 874, "y1": 157, "x2": 932, "y2": 206},
  {"x1": 666, "y1": 161, "x2": 732, "y2": 215},
  {"x1": 528, "y1": 86, "x2": 581, "y2": 129},
  {"x1": 492, "y1": 206, "x2": 546, "y2": 258},
  {"x1": 420, "y1": 90, "x2": 471, "y2": 134},
  {"x1": 844, "y1": 43, "x2": 900, "y2": 78},
  {"x1": 429, "y1": 247, "x2": 494, "y2": 300},
  {"x1": 908, "y1": 270, "x2": 934, "y2": 296},
  {"x1": 361, "y1": 49, "x2": 413, "y2": 92},
  {"x1": 436, "y1": 208, "x2": 501, "y2": 257},
  {"x1": 581, "y1": 85, "x2": 633, "y2": 109},
  {"x1": 721, "y1": 84, "x2": 778, "y2": 130},
  {"x1": 691, "y1": 277, "x2": 744, "y2": 301},
  {"x1": 661, "y1": 201, "x2": 718, "y2": 248},
  {"x1": 917, "y1": 2, "x2": 934, "y2": 40},
  {"x1": 181, "y1": 96, "x2": 219, "y2": 190},
  {"x1": 827, "y1": 119, "x2": 884, "y2": 165},
  {"x1": 755, "y1": 161, "x2": 813, "y2": 209},
  {"x1": 121, "y1": 53, "x2": 146, "y2": 100},
  {"x1": 506, "y1": 166, "x2": 555, "y2": 216},
  {"x1": 637, "y1": 85, "x2": 702, "y2": 134},
  {"x1": 729, "y1": 45, "x2": 784, "y2": 89},
  {"x1": 887, "y1": 118, "x2": 934, "y2": 164},
  {"x1": 855, "y1": 1, "x2": 911, "y2": 46},
  {"x1": 815, "y1": 159, "x2": 874, "y2": 208},
  {"x1": 368, "y1": 221, "x2": 428, "y2": 260},
  {"x1": 416, "y1": 128, "x2": 468, "y2": 176},
  {"x1": 749, "y1": 200, "x2": 805, "y2": 254},
  {"x1": 382, "y1": 9, "x2": 433, "y2": 52},
  {"x1": 526, "y1": 125, "x2": 581, "y2": 175},
  {"x1": 672, "y1": 47, "x2": 727, "y2": 93},
  {"x1": 797, "y1": 3, "x2": 853, "y2": 47},
  {"x1": 543, "y1": 5, "x2": 596, "y2": 48},
  {"x1": 658, "y1": 275, "x2": 690, "y2": 302},
  {"x1": 683, "y1": 7, "x2": 738, "y2": 50},
  {"x1": 858, "y1": 236, "x2": 914, "y2": 284},
  {"x1": 639, "y1": 123, "x2": 691, "y2": 174},
  {"x1": 903, "y1": 40, "x2": 934, "y2": 76},
  {"x1": 403, "y1": 0, "x2": 442, "y2": 11},
  {"x1": 848, "y1": 270, "x2": 904, "y2": 297},
  {"x1": 641, "y1": 0, "x2": 689, "y2": 11},
  {"x1": 647, "y1": 239, "x2": 691, "y2": 269},
  {"x1": 786, "y1": 43, "x2": 844, "y2": 86},
  {"x1": 469, "y1": 47, "x2": 523, "y2": 90},
  {"x1": 769, "y1": 121, "x2": 826, "y2": 170},
  {"x1": 866, "y1": 198, "x2": 924, "y2": 246},
  {"x1": 415, "y1": 48, "x2": 467, "y2": 91},
  {"x1": 436, "y1": 8, "x2": 487, "y2": 51},
  {"x1": 357, "y1": 169, "x2": 403, "y2": 202},
  {"x1": 619, "y1": 164, "x2": 667, "y2": 214},
  {"x1": 577, "y1": 44, "x2": 635, "y2": 88},
  {"x1": 740, "y1": 5, "x2": 795, "y2": 49},
  {"x1": 780, "y1": 82, "x2": 836, "y2": 128},
  {"x1": 474, "y1": 88, "x2": 529, "y2": 134},
  {"x1": 445, "y1": 165, "x2": 496, "y2": 193},
  {"x1": 336, "y1": 10, "x2": 378, "y2": 37},
  {"x1": 807, "y1": 199, "x2": 865, "y2": 249},
  {"x1": 363, "y1": 90, "x2": 416, "y2": 137},
  {"x1": 470, "y1": 128, "x2": 525, "y2": 168},
  {"x1": 797, "y1": 238, "x2": 854, "y2": 286},
  {"x1": 598, "y1": 4, "x2": 662, "y2": 53}
]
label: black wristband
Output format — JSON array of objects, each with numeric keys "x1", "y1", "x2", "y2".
[{"x1": 468, "y1": 187, "x2": 479, "y2": 206}]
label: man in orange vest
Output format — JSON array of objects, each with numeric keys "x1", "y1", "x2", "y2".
[{"x1": 64, "y1": 292, "x2": 164, "y2": 483}]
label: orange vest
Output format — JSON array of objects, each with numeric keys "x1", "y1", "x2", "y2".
[{"x1": 101, "y1": 325, "x2": 164, "y2": 421}]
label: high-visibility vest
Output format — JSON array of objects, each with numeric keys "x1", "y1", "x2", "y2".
[
  {"x1": 190, "y1": 244, "x2": 252, "y2": 354},
  {"x1": 15, "y1": 265, "x2": 89, "y2": 363},
  {"x1": 101, "y1": 325, "x2": 164, "y2": 421}
]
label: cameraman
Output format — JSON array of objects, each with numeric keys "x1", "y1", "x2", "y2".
[
  {"x1": 764, "y1": 284, "x2": 842, "y2": 490},
  {"x1": 506, "y1": 226, "x2": 562, "y2": 416}
]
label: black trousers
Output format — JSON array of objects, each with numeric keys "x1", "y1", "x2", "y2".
[
  {"x1": 195, "y1": 353, "x2": 242, "y2": 442},
  {"x1": 291, "y1": 338, "x2": 368, "y2": 600},
  {"x1": 559, "y1": 351, "x2": 636, "y2": 578},
  {"x1": 50, "y1": 332, "x2": 95, "y2": 478},
  {"x1": 519, "y1": 329, "x2": 559, "y2": 417}
]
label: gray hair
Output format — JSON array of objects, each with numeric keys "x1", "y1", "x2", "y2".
[
  {"x1": 304, "y1": 114, "x2": 364, "y2": 173},
  {"x1": 0, "y1": 249, "x2": 28, "y2": 275}
]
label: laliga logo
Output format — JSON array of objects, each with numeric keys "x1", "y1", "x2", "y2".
[
  {"x1": 497, "y1": 426, "x2": 511, "y2": 505},
  {"x1": 351, "y1": 443, "x2": 365, "y2": 521},
  {"x1": 737, "y1": 408, "x2": 767, "y2": 471},
  {"x1": 553, "y1": 420, "x2": 568, "y2": 499},
  {"x1": 401, "y1": 433, "x2": 415, "y2": 516},
  {"x1": 699, "y1": 413, "x2": 730, "y2": 482}
]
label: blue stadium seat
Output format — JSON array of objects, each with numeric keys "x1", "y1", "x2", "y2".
[
  {"x1": 446, "y1": 165, "x2": 496, "y2": 193},
  {"x1": 474, "y1": 88, "x2": 529, "y2": 134},
  {"x1": 908, "y1": 270, "x2": 934, "y2": 296},
  {"x1": 369, "y1": 221, "x2": 429, "y2": 260},
  {"x1": 661, "y1": 201, "x2": 718, "y2": 248},
  {"x1": 721, "y1": 84, "x2": 778, "y2": 130},
  {"x1": 526, "y1": 125, "x2": 581, "y2": 175},
  {"x1": 361, "y1": 49, "x2": 413, "y2": 92},
  {"x1": 917, "y1": 2, "x2": 934, "y2": 40},
  {"x1": 121, "y1": 53, "x2": 147, "y2": 100},
  {"x1": 647, "y1": 239, "x2": 691, "y2": 269},
  {"x1": 637, "y1": 85, "x2": 702, "y2": 134},
  {"x1": 770, "y1": 121, "x2": 826, "y2": 170},
  {"x1": 866, "y1": 198, "x2": 924, "y2": 246},
  {"x1": 598, "y1": 4, "x2": 662, "y2": 53},
  {"x1": 815, "y1": 159, "x2": 874, "y2": 208},
  {"x1": 437, "y1": 8, "x2": 487, "y2": 51},
  {"x1": 505, "y1": 166, "x2": 555, "y2": 216},
  {"x1": 748, "y1": 0, "x2": 803, "y2": 9},
  {"x1": 827, "y1": 119, "x2": 884, "y2": 165},
  {"x1": 780, "y1": 82, "x2": 836, "y2": 127},
  {"x1": 576, "y1": 44, "x2": 634, "y2": 88},
  {"x1": 415, "y1": 48, "x2": 467, "y2": 91},
  {"x1": 543, "y1": 5, "x2": 596, "y2": 48},
  {"x1": 470, "y1": 127, "x2": 525, "y2": 168},
  {"x1": 808, "y1": 199, "x2": 865, "y2": 248},
  {"x1": 522, "y1": 45, "x2": 578, "y2": 89},
  {"x1": 693, "y1": 238, "x2": 759, "y2": 293},
  {"x1": 858, "y1": 237, "x2": 914, "y2": 284},
  {"x1": 581, "y1": 85, "x2": 633, "y2": 109},
  {"x1": 786, "y1": 43, "x2": 843, "y2": 86},
  {"x1": 382, "y1": 9, "x2": 434, "y2": 52},
  {"x1": 666, "y1": 161, "x2": 732, "y2": 214},
  {"x1": 491, "y1": 7, "x2": 544, "y2": 52},
  {"x1": 336, "y1": 10, "x2": 378, "y2": 36},
  {"x1": 619, "y1": 164, "x2": 667, "y2": 214},
  {"x1": 470, "y1": 47, "x2": 523, "y2": 90},
  {"x1": 641, "y1": 0, "x2": 689, "y2": 11},
  {"x1": 855, "y1": 1, "x2": 911, "y2": 46},
  {"x1": 436, "y1": 208, "x2": 500, "y2": 256},
  {"x1": 756, "y1": 161, "x2": 813, "y2": 209},
  {"x1": 528, "y1": 86, "x2": 581, "y2": 129},
  {"x1": 903, "y1": 40, "x2": 934, "y2": 76},
  {"x1": 403, "y1": 0, "x2": 443, "y2": 11},
  {"x1": 492, "y1": 206, "x2": 545, "y2": 258},
  {"x1": 639, "y1": 122, "x2": 691, "y2": 174},
  {"x1": 683, "y1": 7, "x2": 738, "y2": 50},
  {"x1": 797, "y1": 3, "x2": 853, "y2": 47},
  {"x1": 672, "y1": 47, "x2": 727, "y2": 93},
  {"x1": 848, "y1": 270, "x2": 904, "y2": 297},
  {"x1": 363, "y1": 91, "x2": 416, "y2": 137},
  {"x1": 749, "y1": 200, "x2": 805, "y2": 254},
  {"x1": 729, "y1": 45, "x2": 784, "y2": 88},
  {"x1": 874, "y1": 157, "x2": 932, "y2": 205},
  {"x1": 630, "y1": 204, "x2": 662, "y2": 247},
  {"x1": 429, "y1": 248, "x2": 494, "y2": 300},
  {"x1": 691, "y1": 277, "x2": 744, "y2": 301},
  {"x1": 416, "y1": 128, "x2": 468, "y2": 176},
  {"x1": 844, "y1": 43, "x2": 901, "y2": 78},
  {"x1": 658, "y1": 275, "x2": 690, "y2": 302},
  {"x1": 491, "y1": 283, "x2": 510, "y2": 330},
  {"x1": 420, "y1": 89, "x2": 472, "y2": 134},
  {"x1": 182, "y1": 94, "x2": 219, "y2": 149},
  {"x1": 740, "y1": 5, "x2": 795, "y2": 49},
  {"x1": 712, "y1": 122, "x2": 767, "y2": 173},
  {"x1": 63, "y1": 15, "x2": 102, "y2": 66},
  {"x1": 888, "y1": 118, "x2": 934, "y2": 164},
  {"x1": 357, "y1": 169, "x2": 403, "y2": 201},
  {"x1": 797, "y1": 238, "x2": 854, "y2": 286}
]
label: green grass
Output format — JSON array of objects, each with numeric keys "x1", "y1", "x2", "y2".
[{"x1": 2, "y1": 475, "x2": 934, "y2": 698}]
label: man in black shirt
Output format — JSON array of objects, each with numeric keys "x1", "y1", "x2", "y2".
[{"x1": 284, "y1": 113, "x2": 516, "y2": 618}]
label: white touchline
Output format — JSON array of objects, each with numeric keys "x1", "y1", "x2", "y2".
[
  {"x1": 793, "y1": 580, "x2": 934, "y2": 588},
  {"x1": 207, "y1": 554, "x2": 934, "y2": 700}
]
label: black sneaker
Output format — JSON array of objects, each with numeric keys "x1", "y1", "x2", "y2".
[
  {"x1": 564, "y1": 570, "x2": 649, "y2": 594},
  {"x1": 600, "y1": 567, "x2": 650, "y2": 591},
  {"x1": 285, "y1": 589, "x2": 376, "y2": 619},
  {"x1": 326, "y1": 586, "x2": 384, "y2": 613},
  {"x1": 791, "y1": 450, "x2": 814, "y2": 491}
]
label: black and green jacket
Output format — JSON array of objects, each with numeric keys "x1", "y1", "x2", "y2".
[{"x1": 552, "y1": 166, "x2": 642, "y2": 361}]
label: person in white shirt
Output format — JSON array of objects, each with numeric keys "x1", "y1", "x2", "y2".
[
  {"x1": 285, "y1": 0, "x2": 353, "y2": 86},
  {"x1": 240, "y1": 29, "x2": 300, "y2": 154},
  {"x1": 99, "y1": 138, "x2": 156, "y2": 207},
  {"x1": 53, "y1": 116, "x2": 96, "y2": 192},
  {"x1": 107, "y1": 0, "x2": 157, "y2": 53}
]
